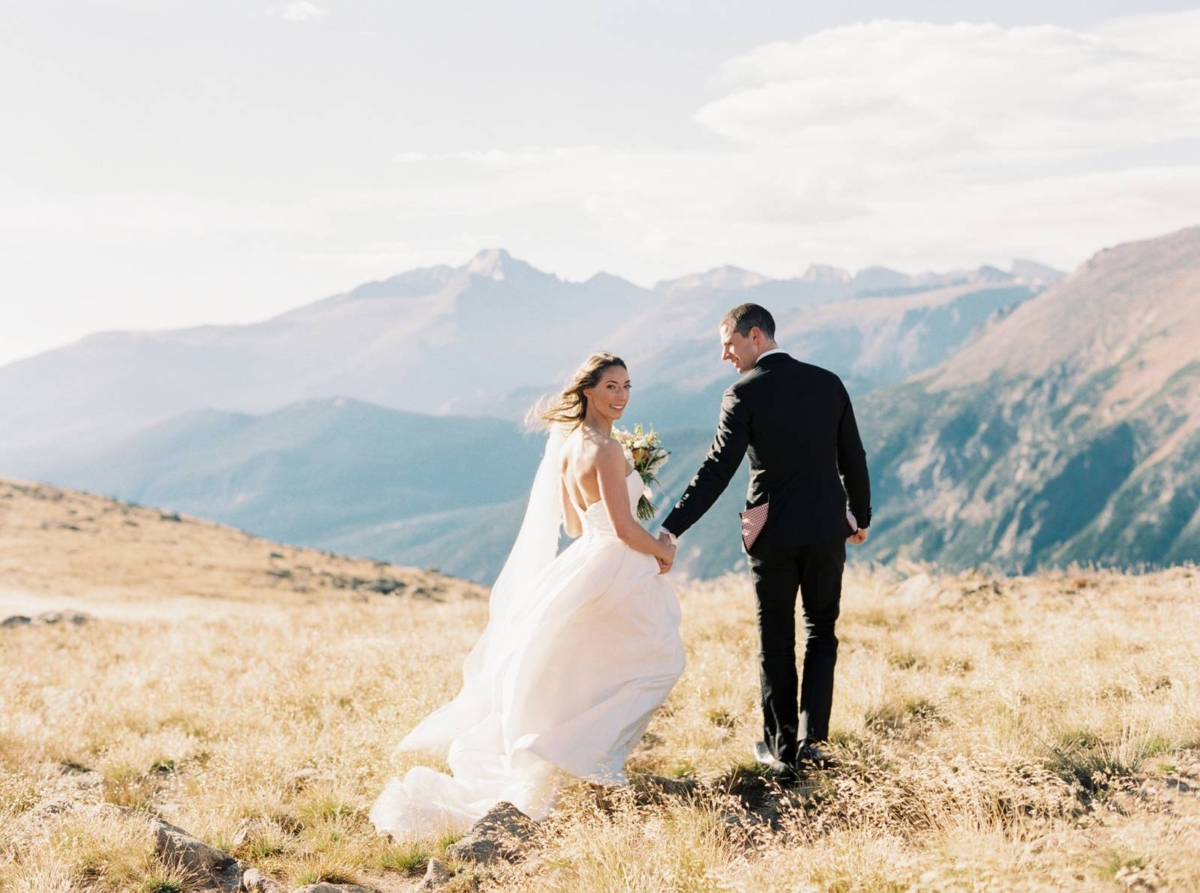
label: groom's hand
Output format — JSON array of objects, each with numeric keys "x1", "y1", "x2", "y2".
[
  {"x1": 656, "y1": 534, "x2": 676, "y2": 574},
  {"x1": 847, "y1": 527, "x2": 869, "y2": 545}
]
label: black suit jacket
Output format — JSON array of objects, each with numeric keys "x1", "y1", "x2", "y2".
[{"x1": 662, "y1": 353, "x2": 871, "y2": 548}]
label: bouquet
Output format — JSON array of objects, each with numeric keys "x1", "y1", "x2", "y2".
[{"x1": 611, "y1": 423, "x2": 670, "y2": 521}]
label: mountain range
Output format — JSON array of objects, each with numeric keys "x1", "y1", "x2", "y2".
[
  {"x1": 0, "y1": 250, "x2": 1047, "y2": 475},
  {"x1": 7, "y1": 230, "x2": 1197, "y2": 582},
  {"x1": 46, "y1": 399, "x2": 544, "y2": 561},
  {"x1": 856, "y1": 226, "x2": 1200, "y2": 570}
]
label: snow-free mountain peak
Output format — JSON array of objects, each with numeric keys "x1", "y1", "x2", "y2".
[
  {"x1": 972, "y1": 265, "x2": 1016, "y2": 284},
  {"x1": 466, "y1": 248, "x2": 528, "y2": 281},
  {"x1": 933, "y1": 224, "x2": 1200, "y2": 393},
  {"x1": 860, "y1": 224, "x2": 1200, "y2": 572},
  {"x1": 653, "y1": 265, "x2": 773, "y2": 296},
  {"x1": 799, "y1": 264, "x2": 852, "y2": 285}
]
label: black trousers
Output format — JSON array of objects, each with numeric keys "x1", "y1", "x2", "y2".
[{"x1": 747, "y1": 538, "x2": 845, "y2": 764}]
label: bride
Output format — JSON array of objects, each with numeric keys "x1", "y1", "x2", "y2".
[{"x1": 370, "y1": 352, "x2": 685, "y2": 836}]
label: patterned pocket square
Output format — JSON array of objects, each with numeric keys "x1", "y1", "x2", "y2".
[{"x1": 740, "y1": 501, "x2": 769, "y2": 552}]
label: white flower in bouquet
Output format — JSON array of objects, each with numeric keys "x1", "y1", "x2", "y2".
[{"x1": 611, "y1": 423, "x2": 670, "y2": 521}]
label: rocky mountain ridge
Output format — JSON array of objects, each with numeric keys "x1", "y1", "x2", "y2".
[
  {"x1": 858, "y1": 226, "x2": 1200, "y2": 571},
  {"x1": 9, "y1": 229, "x2": 1196, "y2": 581},
  {"x1": 0, "y1": 249, "x2": 1047, "y2": 477}
]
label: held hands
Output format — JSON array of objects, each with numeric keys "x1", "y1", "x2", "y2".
[
  {"x1": 847, "y1": 527, "x2": 869, "y2": 545},
  {"x1": 656, "y1": 532, "x2": 676, "y2": 574}
]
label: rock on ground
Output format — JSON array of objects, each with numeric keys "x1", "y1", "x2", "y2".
[
  {"x1": 239, "y1": 869, "x2": 286, "y2": 893},
  {"x1": 8, "y1": 766, "x2": 126, "y2": 847},
  {"x1": 447, "y1": 801, "x2": 540, "y2": 864},
  {"x1": 150, "y1": 818, "x2": 242, "y2": 890},
  {"x1": 2, "y1": 611, "x2": 95, "y2": 628},
  {"x1": 417, "y1": 859, "x2": 452, "y2": 891},
  {"x1": 33, "y1": 610, "x2": 94, "y2": 624}
]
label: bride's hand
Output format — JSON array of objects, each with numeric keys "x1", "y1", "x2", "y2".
[{"x1": 657, "y1": 542, "x2": 676, "y2": 574}]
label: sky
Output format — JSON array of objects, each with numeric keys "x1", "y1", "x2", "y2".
[{"x1": 3, "y1": 0, "x2": 1200, "y2": 367}]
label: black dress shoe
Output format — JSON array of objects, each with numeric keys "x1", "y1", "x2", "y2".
[{"x1": 794, "y1": 742, "x2": 837, "y2": 769}]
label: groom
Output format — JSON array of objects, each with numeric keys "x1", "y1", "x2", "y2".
[{"x1": 659, "y1": 303, "x2": 871, "y2": 774}]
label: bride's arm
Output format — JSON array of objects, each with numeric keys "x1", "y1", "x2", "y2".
[
  {"x1": 596, "y1": 441, "x2": 675, "y2": 563},
  {"x1": 560, "y1": 478, "x2": 583, "y2": 539}
]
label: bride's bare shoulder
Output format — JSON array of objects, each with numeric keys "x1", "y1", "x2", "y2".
[
  {"x1": 566, "y1": 430, "x2": 618, "y2": 474},
  {"x1": 562, "y1": 427, "x2": 593, "y2": 462},
  {"x1": 593, "y1": 437, "x2": 628, "y2": 473}
]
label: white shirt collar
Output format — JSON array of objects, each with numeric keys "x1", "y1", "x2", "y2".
[{"x1": 755, "y1": 347, "x2": 788, "y2": 365}]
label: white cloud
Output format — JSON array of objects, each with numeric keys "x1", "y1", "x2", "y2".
[
  {"x1": 12, "y1": 11, "x2": 1200, "y2": 294},
  {"x1": 8, "y1": 9, "x2": 1200, "y2": 370},
  {"x1": 275, "y1": 1, "x2": 326, "y2": 23},
  {"x1": 374, "y1": 10, "x2": 1200, "y2": 279},
  {"x1": 1091, "y1": 9, "x2": 1200, "y2": 59},
  {"x1": 695, "y1": 17, "x2": 1200, "y2": 167}
]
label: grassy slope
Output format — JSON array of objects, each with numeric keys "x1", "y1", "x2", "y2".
[{"x1": 2, "y1": 479, "x2": 1199, "y2": 891}]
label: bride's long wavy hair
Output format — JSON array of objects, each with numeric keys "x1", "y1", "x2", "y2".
[{"x1": 528, "y1": 351, "x2": 627, "y2": 431}]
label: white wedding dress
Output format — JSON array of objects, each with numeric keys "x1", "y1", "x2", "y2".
[{"x1": 370, "y1": 429, "x2": 685, "y2": 837}]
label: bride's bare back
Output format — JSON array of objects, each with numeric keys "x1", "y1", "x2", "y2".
[
  {"x1": 558, "y1": 425, "x2": 657, "y2": 552},
  {"x1": 561, "y1": 426, "x2": 620, "y2": 514}
]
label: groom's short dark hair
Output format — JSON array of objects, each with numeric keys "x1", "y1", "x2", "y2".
[{"x1": 722, "y1": 303, "x2": 776, "y2": 339}]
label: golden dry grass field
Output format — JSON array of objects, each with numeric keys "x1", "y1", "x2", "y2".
[{"x1": 2, "y1": 476, "x2": 1199, "y2": 892}]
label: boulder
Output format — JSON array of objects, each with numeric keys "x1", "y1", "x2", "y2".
[
  {"x1": 239, "y1": 869, "x2": 286, "y2": 893},
  {"x1": 150, "y1": 818, "x2": 241, "y2": 889},
  {"x1": 9, "y1": 798, "x2": 128, "y2": 849},
  {"x1": 417, "y1": 859, "x2": 451, "y2": 890},
  {"x1": 34, "y1": 611, "x2": 93, "y2": 625},
  {"x1": 1, "y1": 611, "x2": 94, "y2": 627},
  {"x1": 446, "y1": 801, "x2": 539, "y2": 864}
]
